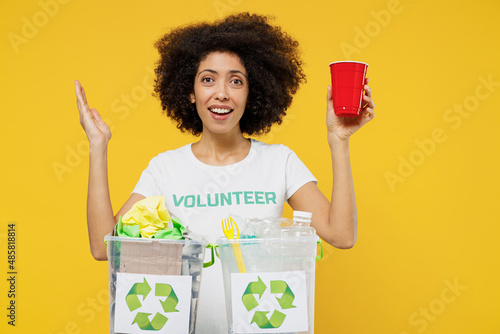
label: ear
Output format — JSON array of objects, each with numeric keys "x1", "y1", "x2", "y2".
[{"x1": 190, "y1": 92, "x2": 195, "y2": 103}]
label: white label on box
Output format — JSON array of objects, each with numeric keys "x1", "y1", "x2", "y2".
[
  {"x1": 231, "y1": 271, "x2": 308, "y2": 333},
  {"x1": 115, "y1": 273, "x2": 192, "y2": 334}
]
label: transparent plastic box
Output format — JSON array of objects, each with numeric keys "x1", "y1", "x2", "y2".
[
  {"x1": 105, "y1": 234, "x2": 214, "y2": 334},
  {"x1": 217, "y1": 236, "x2": 321, "y2": 334}
]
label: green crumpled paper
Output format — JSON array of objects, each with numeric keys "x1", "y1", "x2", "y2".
[{"x1": 116, "y1": 196, "x2": 185, "y2": 240}]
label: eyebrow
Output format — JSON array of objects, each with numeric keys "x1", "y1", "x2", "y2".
[{"x1": 198, "y1": 69, "x2": 248, "y2": 79}]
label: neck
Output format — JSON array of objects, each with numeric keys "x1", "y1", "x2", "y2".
[{"x1": 192, "y1": 130, "x2": 251, "y2": 166}]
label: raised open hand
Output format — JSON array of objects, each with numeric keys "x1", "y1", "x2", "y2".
[{"x1": 75, "y1": 80, "x2": 111, "y2": 148}]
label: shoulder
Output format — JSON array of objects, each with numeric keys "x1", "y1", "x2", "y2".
[
  {"x1": 250, "y1": 139, "x2": 294, "y2": 157},
  {"x1": 145, "y1": 144, "x2": 192, "y2": 168},
  {"x1": 150, "y1": 144, "x2": 191, "y2": 161},
  {"x1": 250, "y1": 140, "x2": 308, "y2": 171}
]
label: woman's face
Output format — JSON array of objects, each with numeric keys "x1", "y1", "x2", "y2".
[{"x1": 191, "y1": 51, "x2": 249, "y2": 136}]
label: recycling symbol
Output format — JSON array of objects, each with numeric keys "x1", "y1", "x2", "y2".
[
  {"x1": 126, "y1": 278, "x2": 179, "y2": 331},
  {"x1": 241, "y1": 276, "x2": 296, "y2": 328}
]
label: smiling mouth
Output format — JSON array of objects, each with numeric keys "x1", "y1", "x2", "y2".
[{"x1": 209, "y1": 107, "x2": 233, "y2": 115}]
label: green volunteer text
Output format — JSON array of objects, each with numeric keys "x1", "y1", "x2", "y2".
[{"x1": 172, "y1": 191, "x2": 277, "y2": 208}]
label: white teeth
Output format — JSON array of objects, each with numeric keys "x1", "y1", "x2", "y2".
[{"x1": 210, "y1": 108, "x2": 232, "y2": 114}]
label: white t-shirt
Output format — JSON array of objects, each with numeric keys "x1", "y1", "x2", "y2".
[{"x1": 132, "y1": 139, "x2": 317, "y2": 333}]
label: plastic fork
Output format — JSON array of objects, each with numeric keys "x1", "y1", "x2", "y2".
[{"x1": 222, "y1": 216, "x2": 246, "y2": 273}]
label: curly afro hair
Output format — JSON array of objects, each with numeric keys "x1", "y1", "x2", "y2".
[{"x1": 153, "y1": 12, "x2": 306, "y2": 136}]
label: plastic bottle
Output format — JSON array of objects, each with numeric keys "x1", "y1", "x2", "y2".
[{"x1": 281, "y1": 211, "x2": 316, "y2": 238}]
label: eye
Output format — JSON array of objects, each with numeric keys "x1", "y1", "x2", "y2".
[
  {"x1": 230, "y1": 78, "x2": 243, "y2": 85},
  {"x1": 201, "y1": 77, "x2": 214, "y2": 83}
]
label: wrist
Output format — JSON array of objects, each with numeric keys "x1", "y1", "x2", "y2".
[
  {"x1": 328, "y1": 132, "x2": 350, "y2": 147},
  {"x1": 89, "y1": 141, "x2": 108, "y2": 155},
  {"x1": 328, "y1": 135, "x2": 351, "y2": 166}
]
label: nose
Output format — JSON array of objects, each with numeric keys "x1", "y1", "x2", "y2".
[{"x1": 214, "y1": 82, "x2": 229, "y2": 101}]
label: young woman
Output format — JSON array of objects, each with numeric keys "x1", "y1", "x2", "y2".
[{"x1": 75, "y1": 12, "x2": 374, "y2": 333}]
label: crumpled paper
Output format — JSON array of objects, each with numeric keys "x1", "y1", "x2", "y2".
[{"x1": 117, "y1": 196, "x2": 185, "y2": 239}]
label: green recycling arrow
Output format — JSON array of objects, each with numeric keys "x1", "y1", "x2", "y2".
[
  {"x1": 251, "y1": 310, "x2": 287, "y2": 328},
  {"x1": 132, "y1": 312, "x2": 168, "y2": 330},
  {"x1": 126, "y1": 278, "x2": 152, "y2": 311},
  {"x1": 242, "y1": 276, "x2": 267, "y2": 311},
  {"x1": 270, "y1": 280, "x2": 296, "y2": 309},
  {"x1": 155, "y1": 283, "x2": 179, "y2": 313}
]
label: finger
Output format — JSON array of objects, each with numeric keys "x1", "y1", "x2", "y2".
[
  {"x1": 326, "y1": 86, "x2": 334, "y2": 110},
  {"x1": 359, "y1": 107, "x2": 374, "y2": 124},
  {"x1": 326, "y1": 85, "x2": 332, "y2": 101},
  {"x1": 76, "y1": 96, "x2": 91, "y2": 119},
  {"x1": 366, "y1": 107, "x2": 374, "y2": 117},
  {"x1": 74, "y1": 80, "x2": 80, "y2": 94},
  {"x1": 75, "y1": 80, "x2": 84, "y2": 101},
  {"x1": 91, "y1": 108, "x2": 112, "y2": 137},
  {"x1": 362, "y1": 94, "x2": 375, "y2": 109},
  {"x1": 75, "y1": 85, "x2": 93, "y2": 124},
  {"x1": 74, "y1": 80, "x2": 88, "y2": 106},
  {"x1": 90, "y1": 108, "x2": 104, "y2": 123},
  {"x1": 326, "y1": 86, "x2": 333, "y2": 115},
  {"x1": 364, "y1": 77, "x2": 370, "y2": 85},
  {"x1": 76, "y1": 97, "x2": 94, "y2": 129},
  {"x1": 364, "y1": 84, "x2": 372, "y2": 98},
  {"x1": 75, "y1": 81, "x2": 86, "y2": 107},
  {"x1": 81, "y1": 84, "x2": 88, "y2": 105}
]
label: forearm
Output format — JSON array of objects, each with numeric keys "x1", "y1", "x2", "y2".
[
  {"x1": 87, "y1": 145, "x2": 116, "y2": 260},
  {"x1": 327, "y1": 135, "x2": 357, "y2": 248}
]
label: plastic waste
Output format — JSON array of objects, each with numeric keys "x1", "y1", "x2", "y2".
[
  {"x1": 237, "y1": 216, "x2": 282, "y2": 239},
  {"x1": 281, "y1": 210, "x2": 316, "y2": 238}
]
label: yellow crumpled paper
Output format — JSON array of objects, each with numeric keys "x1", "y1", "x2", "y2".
[{"x1": 121, "y1": 196, "x2": 171, "y2": 238}]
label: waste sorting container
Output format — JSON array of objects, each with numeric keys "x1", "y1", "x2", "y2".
[
  {"x1": 217, "y1": 236, "x2": 322, "y2": 334},
  {"x1": 105, "y1": 234, "x2": 214, "y2": 334}
]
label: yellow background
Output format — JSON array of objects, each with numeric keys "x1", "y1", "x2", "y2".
[{"x1": 1, "y1": 0, "x2": 499, "y2": 333}]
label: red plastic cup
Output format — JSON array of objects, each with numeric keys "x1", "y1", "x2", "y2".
[{"x1": 329, "y1": 61, "x2": 368, "y2": 117}]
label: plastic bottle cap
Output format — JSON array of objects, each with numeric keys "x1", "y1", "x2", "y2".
[
  {"x1": 293, "y1": 211, "x2": 312, "y2": 219},
  {"x1": 293, "y1": 211, "x2": 312, "y2": 225}
]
